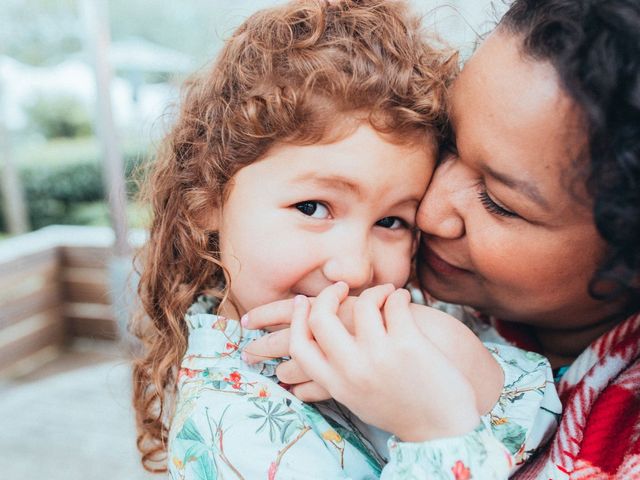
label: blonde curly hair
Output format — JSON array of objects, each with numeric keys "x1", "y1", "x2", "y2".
[{"x1": 131, "y1": 0, "x2": 457, "y2": 472}]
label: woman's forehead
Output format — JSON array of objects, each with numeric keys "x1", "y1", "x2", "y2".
[
  {"x1": 453, "y1": 33, "x2": 583, "y2": 152},
  {"x1": 449, "y1": 30, "x2": 592, "y2": 212},
  {"x1": 452, "y1": 32, "x2": 567, "y2": 125}
]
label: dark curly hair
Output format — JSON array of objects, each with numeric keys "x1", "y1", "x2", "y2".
[{"x1": 500, "y1": 0, "x2": 640, "y2": 312}]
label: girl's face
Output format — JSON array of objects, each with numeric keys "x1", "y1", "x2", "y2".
[
  {"x1": 416, "y1": 31, "x2": 614, "y2": 329},
  {"x1": 214, "y1": 123, "x2": 434, "y2": 319}
]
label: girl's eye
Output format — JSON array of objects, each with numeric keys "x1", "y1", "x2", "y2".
[
  {"x1": 375, "y1": 216, "x2": 407, "y2": 230},
  {"x1": 295, "y1": 201, "x2": 330, "y2": 219},
  {"x1": 478, "y1": 188, "x2": 518, "y2": 218}
]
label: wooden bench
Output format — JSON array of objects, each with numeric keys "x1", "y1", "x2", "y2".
[{"x1": 0, "y1": 225, "x2": 145, "y2": 376}]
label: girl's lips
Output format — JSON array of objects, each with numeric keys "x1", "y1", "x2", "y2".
[{"x1": 421, "y1": 243, "x2": 469, "y2": 276}]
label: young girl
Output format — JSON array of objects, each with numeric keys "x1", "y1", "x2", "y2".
[
  {"x1": 132, "y1": 1, "x2": 559, "y2": 478},
  {"x1": 243, "y1": 0, "x2": 640, "y2": 477}
]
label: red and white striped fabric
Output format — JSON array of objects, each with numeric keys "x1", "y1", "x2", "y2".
[{"x1": 501, "y1": 312, "x2": 640, "y2": 479}]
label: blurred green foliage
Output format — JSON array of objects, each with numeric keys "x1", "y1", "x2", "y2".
[
  {"x1": 24, "y1": 94, "x2": 93, "y2": 139},
  {"x1": 0, "y1": 140, "x2": 150, "y2": 231}
]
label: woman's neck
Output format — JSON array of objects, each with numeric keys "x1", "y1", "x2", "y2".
[{"x1": 532, "y1": 315, "x2": 625, "y2": 369}]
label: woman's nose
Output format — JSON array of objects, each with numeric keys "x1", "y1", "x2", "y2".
[
  {"x1": 417, "y1": 161, "x2": 465, "y2": 239},
  {"x1": 322, "y1": 238, "x2": 374, "y2": 292}
]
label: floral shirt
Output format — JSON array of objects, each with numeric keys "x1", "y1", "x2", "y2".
[{"x1": 168, "y1": 296, "x2": 561, "y2": 479}]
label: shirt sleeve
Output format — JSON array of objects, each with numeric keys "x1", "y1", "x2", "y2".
[
  {"x1": 168, "y1": 313, "x2": 382, "y2": 480},
  {"x1": 381, "y1": 423, "x2": 512, "y2": 480},
  {"x1": 381, "y1": 342, "x2": 562, "y2": 479}
]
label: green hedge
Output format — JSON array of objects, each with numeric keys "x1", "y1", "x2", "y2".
[{"x1": 0, "y1": 151, "x2": 149, "y2": 231}]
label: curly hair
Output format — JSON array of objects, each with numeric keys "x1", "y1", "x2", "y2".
[
  {"x1": 130, "y1": 0, "x2": 458, "y2": 472},
  {"x1": 500, "y1": 0, "x2": 640, "y2": 312}
]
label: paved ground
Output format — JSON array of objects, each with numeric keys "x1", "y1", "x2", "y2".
[{"x1": 0, "y1": 341, "x2": 158, "y2": 479}]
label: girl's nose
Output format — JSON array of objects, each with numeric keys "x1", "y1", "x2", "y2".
[
  {"x1": 416, "y1": 161, "x2": 465, "y2": 239},
  {"x1": 322, "y1": 240, "x2": 374, "y2": 292}
]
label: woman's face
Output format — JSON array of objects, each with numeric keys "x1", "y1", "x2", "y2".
[{"x1": 416, "y1": 30, "x2": 613, "y2": 328}]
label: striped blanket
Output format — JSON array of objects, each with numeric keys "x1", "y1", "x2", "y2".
[{"x1": 499, "y1": 312, "x2": 640, "y2": 479}]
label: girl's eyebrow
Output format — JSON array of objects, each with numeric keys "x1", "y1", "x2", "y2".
[
  {"x1": 482, "y1": 164, "x2": 549, "y2": 209},
  {"x1": 292, "y1": 173, "x2": 363, "y2": 199}
]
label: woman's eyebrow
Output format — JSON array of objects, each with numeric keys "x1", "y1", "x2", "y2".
[{"x1": 483, "y1": 164, "x2": 549, "y2": 209}]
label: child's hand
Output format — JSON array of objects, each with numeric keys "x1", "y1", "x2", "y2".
[
  {"x1": 289, "y1": 282, "x2": 482, "y2": 442},
  {"x1": 242, "y1": 296, "x2": 356, "y2": 401}
]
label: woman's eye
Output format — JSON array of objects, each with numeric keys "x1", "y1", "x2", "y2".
[
  {"x1": 295, "y1": 201, "x2": 330, "y2": 219},
  {"x1": 478, "y1": 188, "x2": 518, "y2": 218},
  {"x1": 375, "y1": 216, "x2": 406, "y2": 230}
]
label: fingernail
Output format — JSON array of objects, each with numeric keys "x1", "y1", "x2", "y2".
[
  {"x1": 241, "y1": 314, "x2": 249, "y2": 327},
  {"x1": 241, "y1": 351, "x2": 249, "y2": 363},
  {"x1": 294, "y1": 295, "x2": 306, "y2": 306}
]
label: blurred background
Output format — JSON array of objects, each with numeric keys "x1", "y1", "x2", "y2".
[{"x1": 0, "y1": 0, "x2": 504, "y2": 478}]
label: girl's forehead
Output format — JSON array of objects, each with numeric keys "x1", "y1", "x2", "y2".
[{"x1": 230, "y1": 123, "x2": 435, "y2": 201}]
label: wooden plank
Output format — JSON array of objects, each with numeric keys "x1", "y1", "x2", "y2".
[
  {"x1": 0, "y1": 306, "x2": 63, "y2": 348},
  {"x1": 0, "y1": 283, "x2": 62, "y2": 329},
  {"x1": 59, "y1": 246, "x2": 111, "y2": 269},
  {"x1": 0, "y1": 247, "x2": 58, "y2": 288},
  {"x1": 64, "y1": 280, "x2": 110, "y2": 305},
  {"x1": 66, "y1": 317, "x2": 119, "y2": 340},
  {"x1": 64, "y1": 302, "x2": 119, "y2": 340},
  {"x1": 0, "y1": 309, "x2": 65, "y2": 370},
  {"x1": 62, "y1": 266, "x2": 109, "y2": 284},
  {"x1": 0, "y1": 344, "x2": 62, "y2": 379},
  {"x1": 0, "y1": 260, "x2": 59, "y2": 304},
  {"x1": 61, "y1": 267, "x2": 110, "y2": 305}
]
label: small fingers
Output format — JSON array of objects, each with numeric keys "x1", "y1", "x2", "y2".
[
  {"x1": 242, "y1": 298, "x2": 295, "y2": 330},
  {"x1": 307, "y1": 282, "x2": 355, "y2": 362},
  {"x1": 290, "y1": 381, "x2": 332, "y2": 403},
  {"x1": 353, "y1": 283, "x2": 395, "y2": 342},
  {"x1": 275, "y1": 359, "x2": 312, "y2": 385},
  {"x1": 289, "y1": 295, "x2": 333, "y2": 386},
  {"x1": 242, "y1": 329, "x2": 290, "y2": 365},
  {"x1": 383, "y1": 288, "x2": 415, "y2": 336}
]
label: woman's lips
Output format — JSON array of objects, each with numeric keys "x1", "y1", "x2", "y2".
[{"x1": 421, "y1": 243, "x2": 469, "y2": 276}]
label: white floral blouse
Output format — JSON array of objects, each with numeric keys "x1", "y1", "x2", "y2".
[{"x1": 168, "y1": 296, "x2": 561, "y2": 479}]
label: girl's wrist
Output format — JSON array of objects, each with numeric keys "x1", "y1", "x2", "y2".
[{"x1": 395, "y1": 412, "x2": 481, "y2": 443}]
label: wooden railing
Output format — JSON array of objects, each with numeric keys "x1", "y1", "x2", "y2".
[{"x1": 0, "y1": 226, "x2": 144, "y2": 376}]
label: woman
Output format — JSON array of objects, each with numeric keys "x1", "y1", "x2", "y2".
[{"x1": 242, "y1": 0, "x2": 640, "y2": 477}]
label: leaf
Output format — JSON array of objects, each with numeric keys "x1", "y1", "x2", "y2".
[
  {"x1": 177, "y1": 418, "x2": 206, "y2": 443},
  {"x1": 268, "y1": 419, "x2": 277, "y2": 443},
  {"x1": 493, "y1": 422, "x2": 527, "y2": 455},
  {"x1": 255, "y1": 417, "x2": 269, "y2": 435},
  {"x1": 337, "y1": 428, "x2": 383, "y2": 474},
  {"x1": 209, "y1": 380, "x2": 223, "y2": 390},
  {"x1": 184, "y1": 443, "x2": 210, "y2": 463},
  {"x1": 508, "y1": 392, "x2": 525, "y2": 403},
  {"x1": 191, "y1": 452, "x2": 217, "y2": 480},
  {"x1": 279, "y1": 419, "x2": 297, "y2": 444}
]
